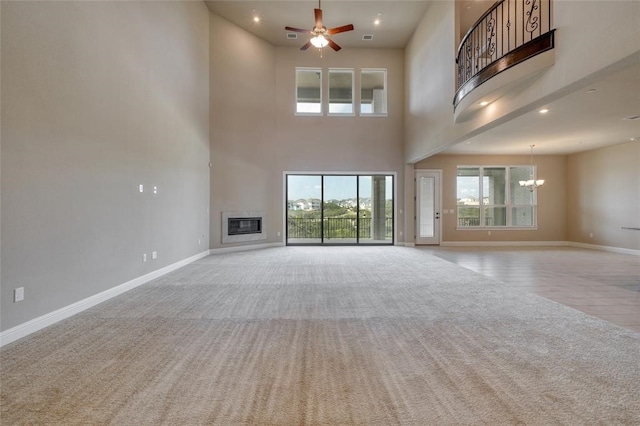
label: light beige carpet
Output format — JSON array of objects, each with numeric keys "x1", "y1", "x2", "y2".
[{"x1": 1, "y1": 246, "x2": 639, "y2": 425}]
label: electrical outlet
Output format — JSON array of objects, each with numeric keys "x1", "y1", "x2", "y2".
[
  {"x1": 139, "y1": 184, "x2": 144, "y2": 193},
  {"x1": 589, "y1": 233, "x2": 594, "y2": 238},
  {"x1": 14, "y1": 287, "x2": 24, "y2": 303},
  {"x1": 143, "y1": 253, "x2": 147, "y2": 263},
  {"x1": 152, "y1": 251, "x2": 157, "y2": 259},
  {"x1": 488, "y1": 231, "x2": 492, "y2": 236},
  {"x1": 277, "y1": 231, "x2": 281, "y2": 237}
]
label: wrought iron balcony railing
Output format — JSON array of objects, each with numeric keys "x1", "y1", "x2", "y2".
[
  {"x1": 454, "y1": 0, "x2": 554, "y2": 108},
  {"x1": 287, "y1": 217, "x2": 393, "y2": 240}
]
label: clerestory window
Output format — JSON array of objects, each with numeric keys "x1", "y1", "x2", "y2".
[{"x1": 295, "y1": 67, "x2": 387, "y2": 116}]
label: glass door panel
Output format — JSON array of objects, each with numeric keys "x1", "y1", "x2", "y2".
[
  {"x1": 323, "y1": 176, "x2": 357, "y2": 244},
  {"x1": 419, "y1": 176, "x2": 435, "y2": 238},
  {"x1": 415, "y1": 170, "x2": 440, "y2": 245},
  {"x1": 287, "y1": 175, "x2": 322, "y2": 244}
]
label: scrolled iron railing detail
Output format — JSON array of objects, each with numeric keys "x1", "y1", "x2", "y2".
[
  {"x1": 455, "y1": 0, "x2": 554, "y2": 108},
  {"x1": 486, "y1": 13, "x2": 496, "y2": 58},
  {"x1": 525, "y1": 0, "x2": 540, "y2": 33}
]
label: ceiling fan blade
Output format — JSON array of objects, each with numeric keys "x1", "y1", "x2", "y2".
[
  {"x1": 314, "y1": 8, "x2": 323, "y2": 30},
  {"x1": 286, "y1": 26, "x2": 312, "y2": 34},
  {"x1": 327, "y1": 39, "x2": 342, "y2": 51},
  {"x1": 300, "y1": 41, "x2": 313, "y2": 51},
  {"x1": 327, "y1": 24, "x2": 354, "y2": 35}
]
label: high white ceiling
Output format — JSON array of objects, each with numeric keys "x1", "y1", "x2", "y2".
[
  {"x1": 205, "y1": 0, "x2": 640, "y2": 156},
  {"x1": 205, "y1": 1, "x2": 432, "y2": 49}
]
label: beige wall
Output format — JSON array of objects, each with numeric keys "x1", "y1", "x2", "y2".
[
  {"x1": 210, "y1": 12, "x2": 406, "y2": 247},
  {"x1": 1, "y1": 1, "x2": 210, "y2": 331},
  {"x1": 209, "y1": 13, "x2": 277, "y2": 248},
  {"x1": 415, "y1": 154, "x2": 567, "y2": 243},
  {"x1": 567, "y1": 141, "x2": 640, "y2": 250}
]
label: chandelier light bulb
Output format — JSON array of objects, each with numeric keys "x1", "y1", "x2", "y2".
[{"x1": 519, "y1": 145, "x2": 545, "y2": 191}]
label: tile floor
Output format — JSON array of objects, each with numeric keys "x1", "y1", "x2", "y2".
[{"x1": 417, "y1": 246, "x2": 640, "y2": 333}]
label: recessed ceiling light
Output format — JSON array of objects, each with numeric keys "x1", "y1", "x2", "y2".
[
  {"x1": 479, "y1": 101, "x2": 489, "y2": 106},
  {"x1": 539, "y1": 108, "x2": 549, "y2": 114},
  {"x1": 586, "y1": 88, "x2": 596, "y2": 93},
  {"x1": 624, "y1": 115, "x2": 640, "y2": 121},
  {"x1": 631, "y1": 136, "x2": 640, "y2": 141},
  {"x1": 253, "y1": 16, "x2": 260, "y2": 23},
  {"x1": 374, "y1": 19, "x2": 381, "y2": 25}
]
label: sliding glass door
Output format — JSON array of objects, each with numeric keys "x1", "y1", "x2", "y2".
[{"x1": 286, "y1": 174, "x2": 394, "y2": 245}]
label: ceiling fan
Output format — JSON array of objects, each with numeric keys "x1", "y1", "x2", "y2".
[{"x1": 285, "y1": 0, "x2": 354, "y2": 51}]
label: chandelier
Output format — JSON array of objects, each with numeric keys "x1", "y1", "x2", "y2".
[{"x1": 519, "y1": 145, "x2": 545, "y2": 191}]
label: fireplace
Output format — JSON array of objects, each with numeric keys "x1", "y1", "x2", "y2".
[
  {"x1": 228, "y1": 217, "x2": 261, "y2": 235},
  {"x1": 222, "y1": 211, "x2": 266, "y2": 243}
]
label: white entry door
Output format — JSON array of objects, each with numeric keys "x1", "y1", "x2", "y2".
[{"x1": 415, "y1": 170, "x2": 441, "y2": 245}]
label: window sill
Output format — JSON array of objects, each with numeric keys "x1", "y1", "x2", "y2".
[
  {"x1": 294, "y1": 112, "x2": 323, "y2": 117},
  {"x1": 360, "y1": 113, "x2": 388, "y2": 117}
]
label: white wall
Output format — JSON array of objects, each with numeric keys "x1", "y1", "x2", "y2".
[
  {"x1": 1, "y1": 1, "x2": 211, "y2": 331},
  {"x1": 405, "y1": 0, "x2": 457, "y2": 163}
]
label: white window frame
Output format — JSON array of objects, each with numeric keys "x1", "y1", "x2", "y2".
[
  {"x1": 456, "y1": 165, "x2": 538, "y2": 230},
  {"x1": 360, "y1": 68, "x2": 387, "y2": 117}
]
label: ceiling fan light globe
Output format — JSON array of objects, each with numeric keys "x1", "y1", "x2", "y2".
[{"x1": 310, "y1": 35, "x2": 329, "y2": 48}]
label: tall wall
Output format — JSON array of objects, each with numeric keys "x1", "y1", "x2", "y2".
[
  {"x1": 274, "y1": 48, "x2": 406, "y2": 242},
  {"x1": 567, "y1": 141, "x2": 640, "y2": 250},
  {"x1": 404, "y1": 0, "x2": 456, "y2": 163},
  {"x1": 415, "y1": 154, "x2": 567, "y2": 243},
  {"x1": 209, "y1": 13, "x2": 277, "y2": 248},
  {"x1": 1, "y1": 1, "x2": 211, "y2": 331},
  {"x1": 209, "y1": 12, "x2": 405, "y2": 248}
]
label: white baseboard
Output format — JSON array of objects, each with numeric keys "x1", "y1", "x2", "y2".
[
  {"x1": 440, "y1": 241, "x2": 569, "y2": 247},
  {"x1": 209, "y1": 242, "x2": 284, "y2": 255},
  {"x1": 402, "y1": 242, "x2": 415, "y2": 247},
  {"x1": 0, "y1": 250, "x2": 211, "y2": 348},
  {"x1": 567, "y1": 241, "x2": 640, "y2": 256}
]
